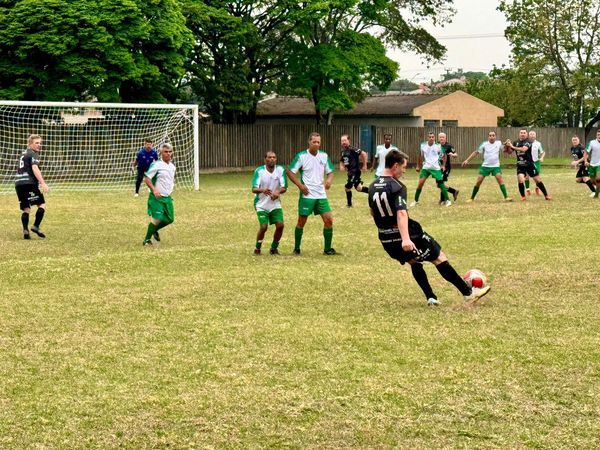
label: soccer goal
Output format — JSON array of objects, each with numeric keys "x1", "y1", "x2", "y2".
[{"x1": 0, "y1": 101, "x2": 199, "y2": 192}]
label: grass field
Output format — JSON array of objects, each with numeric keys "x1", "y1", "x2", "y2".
[{"x1": 1, "y1": 167, "x2": 599, "y2": 448}]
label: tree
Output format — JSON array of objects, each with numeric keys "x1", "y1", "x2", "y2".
[
  {"x1": 499, "y1": 0, "x2": 600, "y2": 126},
  {"x1": 0, "y1": 0, "x2": 192, "y2": 102}
]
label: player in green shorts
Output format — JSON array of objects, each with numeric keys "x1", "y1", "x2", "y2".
[
  {"x1": 287, "y1": 132, "x2": 337, "y2": 255},
  {"x1": 142, "y1": 143, "x2": 176, "y2": 245},
  {"x1": 528, "y1": 130, "x2": 545, "y2": 195},
  {"x1": 410, "y1": 132, "x2": 451, "y2": 207},
  {"x1": 462, "y1": 131, "x2": 512, "y2": 202},
  {"x1": 252, "y1": 151, "x2": 287, "y2": 255}
]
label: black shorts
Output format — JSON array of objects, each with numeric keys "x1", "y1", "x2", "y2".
[
  {"x1": 517, "y1": 164, "x2": 538, "y2": 177},
  {"x1": 15, "y1": 184, "x2": 45, "y2": 210},
  {"x1": 345, "y1": 171, "x2": 363, "y2": 189},
  {"x1": 442, "y1": 167, "x2": 451, "y2": 182},
  {"x1": 381, "y1": 231, "x2": 442, "y2": 265},
  {"x1": 576, "y1": 166, "x2": 589, "y2": 178}
]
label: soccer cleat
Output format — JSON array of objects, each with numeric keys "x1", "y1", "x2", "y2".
[
  {"x1": 293, "y1": 249, "x2": 301, "y2": 255},
  {"x1": 464, "y1": 285, "x2": 491, "y2": 303},
  {"x1": 323, "y1": 248, "x2": 338, "y2": 255},
  {"x1": 504, "y1": 197, "x2": 513, "y2": 202},
  {"x1": 466, "y1": 198, "x2": 474, "y2": 203},
  {"x1": 544, "y1": 195, "x2": 552, "y2": 201},
  {"x1": 590, "y1": 191, "x2": 597, "y2": 198},
  {"x1": 453, "y1": 190, "x2": 459, "y2": 202},
  {"x1": 346, "y1": 204, "x2": 352, "y2": 208},
  {"x1": 409, "y1": 200, "x2": 418, "y2": 208},
  {"x1": 269, "y1": 248, "x2": 279, "y2": 255},
  {"x1": 253, "y1": 248, "x2": 261, "y2": 255},
  {"x1": 31, "y1": 226, "x2": 45, "y2": 238},
  {"x1": 23, "y1": 230, "x2": 31, "y2": 240},
  {"x1": 143, "y1": 239, "x2": 152, "y2": 246},
  {"x1": 444, "y1": 200, "x2": 452, "y2": 207},
  {"x1": 153, "y1": 231, "x2": 160, "y2": 242},
  {"x1": 535, "y1": 187, "x2": 541, "y2": 196},
  {"x1": 427, "y1": 298, "x2": 440, "y2": 306},
  {"x1": 134, "y1": 193, "x2": 139, "y2": 198}
]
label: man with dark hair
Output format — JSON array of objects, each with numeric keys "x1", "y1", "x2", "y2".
[
  {"x1": 339, "y1": 134, "x2": 367, "y2": 207},
  {"x1": 133, "y1": 138, "x2": 158, "y2": 197},
  {"x1": 373, "y1": 133, "x2": 398, "y2": 178},
  {"x1": 368, "y1": 149, "x2": 490, "y2": 306},
  {"x1": 569, "y1": 136, "x2": 596, "y2": 195}
]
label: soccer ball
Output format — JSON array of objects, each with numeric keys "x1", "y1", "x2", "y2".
[{"x1": 463, "y1": 269, "x2": 487, "y2": 289}]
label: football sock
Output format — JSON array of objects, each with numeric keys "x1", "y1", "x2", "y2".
[
  {"x1": 411, "y1": 263, "x2": 436, "y2": 300},
  {"x1": 346, "y1": 191, "x2": 352, "y2": 206},
  {"x1": 33, "y1": 207, "x2": 45, "y2": 228},
  {"x1": 436, "y1": 261, "x2": 471, "y2": 296},
  {"x1": 21, "y1": 212, "x2": 29, "y2": 230},
  {"x1": 536, "y1": 182, "x2": 548, "y2": 197},
  {"x1": 586, "y1": 180, "x2": 596, "y2": 192},
  {"x1": 525, "y1": 179, "x2": 530, "y2": 190},
  {"x1": 255, "y1": 240, "x2": 263, "y2": 250},
  {"x1": 414, "y1": 188, "x2": 422, "y2": 202},
  {"x1": 442, "y1": 187, "x2": 456, "y2": 202},
  {"x1": 270, "y1": 240, "x2": 279, "y2": 250},
  {"x1": 439, "y1": 184, "x2": 449, "y2": 201},
  {"x1": 145, "y1": 223, "x2": 158, "y2": 241},
  {"x1": 323, "y1": 227, "x2": 333, "y2": 251},
  {"x1": 518, "y1": 182, "x2": 525, "y2": 197},
  {"x1": 471, "y1": 186, "x2": 479, "y2": 200},
  {"x1": 294, "y1": 227, "x2": 303, "y2": 251},
  {"x1": 500, "y1": 184, "x2": 508, "y2": 198}
]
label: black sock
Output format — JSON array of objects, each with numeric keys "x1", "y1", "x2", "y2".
[
  {"x1": 536, "y1": 182, "x2": 548, "y2": 197},
  {"x1": 21, "y1": 212, "x2": 29, "y2": 230},
  {"x1": 518, "y1": 182, "x2": 525, "y2": 197},
  {"x1": 346, "y1": 191, "x2": 352, "y2": 206},
  {"x1": 34, "y1": 208, "x2": 45, "y2": 228},
  {"x1": 361, "y1": 185, "x2": 369, "y2": 193},
  {"x1": 586, "y1": 180, "x2": 596, "y2": 192},
  {"x1": 436, "y1": 261, "x2": 471, "y2": 296},
  {"x1": 411, "y1": 263, "x2": 436, "y2": 300}
]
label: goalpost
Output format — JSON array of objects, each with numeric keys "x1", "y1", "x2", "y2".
[{"x1": 0, "y1": 101, "x2": 200, "y2": 193}]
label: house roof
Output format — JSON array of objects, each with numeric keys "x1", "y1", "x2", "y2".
[{"x1": 257, "y1": 93, "x2": 446, "y2": 116}]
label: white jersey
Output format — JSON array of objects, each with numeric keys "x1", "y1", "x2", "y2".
[
  {"x1": 145, "y1": 160, "x2": 175, "y2": 196},
  {"x1": 375, "y1": 144, "x2": 398, "y2": 176},
  {"x1": 252, "y1": 165, "x2": 287, "y2": 212},
  {"x1": 288, "y1": 149, "x2": 334, "y2": 199},
  {"x1": 586, "y1": 139, "x2": 600, "y2": 166},
  {"x1": 420, "y1": 142, "x2": 442, "y2": 170},
  {"x1": 477, "y1": 140, "x2": 503, "y2": 167},
  {"x1": 531, "y1": 140, "x2": 544, "y2": 162}
]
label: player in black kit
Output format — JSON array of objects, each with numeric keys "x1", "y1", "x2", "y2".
[
  {"x1": 368, "y1": 150, "x2": 490, "y2": 306},
  {"x1": 438, "y1": 132, "x2": 459, "y2": 203},
  {"x1": 15, "y1": 134, "x2": 50, "y2": 239},
  {"x1": 339, "y1": 134, "x2": 368, "y2": 207},
  {"x1": 569, "y1": 136, "x2": 596, "y2": 195},
  {"x1": 504, "y1": 128, "x2": 551, "y2": 201}
]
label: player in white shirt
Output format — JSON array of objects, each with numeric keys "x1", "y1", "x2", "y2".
[
  {"x1": 372, "y1": 133, "x2": 398, "y2": 177},
  {"x1": 143, "y1": 143, "x2": 176, "y2": 246},
  {"x1": 585, "y1": 130, "x2": 600, "y2": 198},
  {"x1": 410, "y1": 131, "x2": 451, "y2": 207},
  {"x1": 527, "y1": 130, "x2": 545, "y2": 195},
  {"x1": 462, "y1": 131, "x2": 512, "y2": 202},
  {"x1": 287, "y1": 132, "x2": 337, "y2": 255},
  {"x1": 252, "y1": 151, "x2": 287, "y2": 255}
]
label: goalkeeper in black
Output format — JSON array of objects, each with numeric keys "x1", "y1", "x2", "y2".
[{"x1": 368, "y1": 150, "x2": 490, "y2": 306}]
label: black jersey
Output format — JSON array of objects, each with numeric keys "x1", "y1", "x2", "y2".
[
  {"x1": 570, "y1": 144, "x2": 585, "y2": 167},
  {"x1": 513, "y1": 139, "x2": 533, "y2": 166},
  {"x1": 15, "y1": 148, "x2": 40, "y2": 186},
  {"x1": 440, "y1": 143, "x2": 456, "y2": 170},
  {"x1": 340, "y1": 145, "x2": 362, "y2": 173},
  {"x1": 368, "y1": 176, "x2": 422, "y2": 240}
]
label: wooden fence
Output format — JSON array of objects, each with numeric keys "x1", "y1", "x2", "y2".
[{"x1": 199, "y1": 124, "x2": 597, "y2": 171}]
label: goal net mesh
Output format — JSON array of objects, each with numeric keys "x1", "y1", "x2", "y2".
[{"x1": 0, "y1": 102, "x2": 197, "y2": 193}]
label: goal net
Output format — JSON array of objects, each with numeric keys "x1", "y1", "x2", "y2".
[{"x1": 0, "y1": 101, "x2": 199, "y2": 193}]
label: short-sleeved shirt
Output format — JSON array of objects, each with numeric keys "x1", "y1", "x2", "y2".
[
  {"x1": 531, "y1": 140, "x2": 544, "y2": 162},
  {"x1": 136, "y1": 147, "x2": 158, "y2": 171},
  {"x1": 420, "y1": 142, "x2": 442, "y2": 170},
  {"x1": 478, "y1": 140, "x2": 503, "y2": 167},
  {"x1": 374, "y1": 144, "x2": 398, "y2": 176},
  {"x1": 440, "y1": 143, "x2": 456, "y2": 170},
  {"x1": 512, "y1": 139, "x2": 533, "y2": 166},
  {"x1": 15, "y1": 148, "x2": 40, "y2": 186},
  {"x1": 571, "y1": 144, "x2": 586, "y2": 167},
  {"x1": 340, "y1": 145, "x2": 362, "y2": 173},
  {"x1": 586, "y1": 139, "x2": 600, "y2": 166},
  {"x1": 252, "y1": 165, "x2": 287, "y2": 212},
  {"x1": 288, "y1": 149, "x2": 334, "y2": 199},
  {"x1": 145, "y1": 160, "x2": 175, "y2": 197}
]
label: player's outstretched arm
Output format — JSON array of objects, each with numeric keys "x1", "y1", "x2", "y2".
[{"x1": 462, "y1": 151, "x2": 478, "y2": 167}]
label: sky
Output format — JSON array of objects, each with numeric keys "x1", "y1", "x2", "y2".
[{"x1": 388, "y1": 0, "x2": 512, "y2": 83}]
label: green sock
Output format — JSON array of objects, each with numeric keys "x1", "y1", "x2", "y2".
[
  {"x1": 323, "y1": 227, "x2": 333, "y2": 251},
  {"x1": 271, "y1": 240, "x2": 279, "y2": 249},
  {"x1": 440, "y1": 184, "x2": 449, "y2": 201},
  {"x1": 256, "y1": 240, "x2": 263, "y2": 249},
  {"x1": 471, "y1": 186, "x2": 479, "y2": 199},
  {"x1": 525, "y1": 179, "x2": 530, "y2": 189},
  {"x1": 415, "y1": 188, "x2": 422, "y2": 202},
  {"x1": 294, "y1": 227, "x2": 303, "y2": 251},
  {"x1": 145, "y1": 223, "x2": 157, "y2": 241},
  {"x1": 500, "y1": 184, "x2": 508, "y2": 198}
]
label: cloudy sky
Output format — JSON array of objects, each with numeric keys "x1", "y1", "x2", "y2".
[{"x1": 388, "y1": 0, "x2": 512, "y2": 83}]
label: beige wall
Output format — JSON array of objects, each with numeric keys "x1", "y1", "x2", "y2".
[
  {"x1": 254, "y1": 116, "x2": 421, "y2": 127},
  {"x1": 413, "y1": 91, "x2": 504, "y2": 127}
]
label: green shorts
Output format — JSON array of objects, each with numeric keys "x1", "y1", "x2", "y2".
[
  {"x1": 479, "y1": 166, "x2": 502, "y2": 176},
  {"x1": 298, "y1": 197, "x2": 331, "y2": 216},
  {"x1": 534, "y1": 160, "x2": 541, "y2": 173},
  {"x1": 147, "y1": 194, "x2": 174, "y2": 223},
  {"x1": 418, "y1": 168, "x2": 444, "y2": 182},
  {"x1": 589, "y1": 165, "x2": 599, "y2": 179},
  {"x1": 257, "y1": 208, "x2": 284, "y2": 225}
]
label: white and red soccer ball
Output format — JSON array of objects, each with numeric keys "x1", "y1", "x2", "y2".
[{"x1": 463, "y1": 269, "x2": 487, "y2": 289}]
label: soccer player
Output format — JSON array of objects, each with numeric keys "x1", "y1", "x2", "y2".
[
  {"x1": 410, "y1": 131, "x2": 451, "y2": 207},
  {"x1": 372, "y1": 133, "x2": 398, "y2": 178},
  {"x1": 368, "y1": 150, "x2": 490, "y2": 306},
  {"x1": 504, "y1": 128, "x2": 551, "y2": 201},
  {"x1": 528, "y1": 130, "x2": 545, "y2": 195},
  {"x1": 133, "y1": 138, "x2": 158, "y2": 197},
  {"x1": 287, "y1": 132, "x2": 336, "y2": 255},
  {"x1": 584, "y1": 130, "x2": 600, "y2": 198},
  {"x1": 142, "y1": 143, "x2": 176, "y2": 246},
  {"x1": 252, "y1": 151, "x2": 287, "y2": 255},
  {"x1": 339, "y1": 134, "x2": 367, "y2": 207},
  {"x1": 462, "y1": 131, "x2": 512, "y2": 202},
  {"x1": 438, "y1": 132, "x2": 459, "y2": 203},
  {"x1": 569, "y1": 136, "x2": 596, "y2": 195},
  {"x1": 15, "y1": 134, "x2": 49, "y2": 239}
]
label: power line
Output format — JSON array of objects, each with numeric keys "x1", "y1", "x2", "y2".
[{"x1": 434, "y1": 33, "x2": 506, "y2": 40}]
